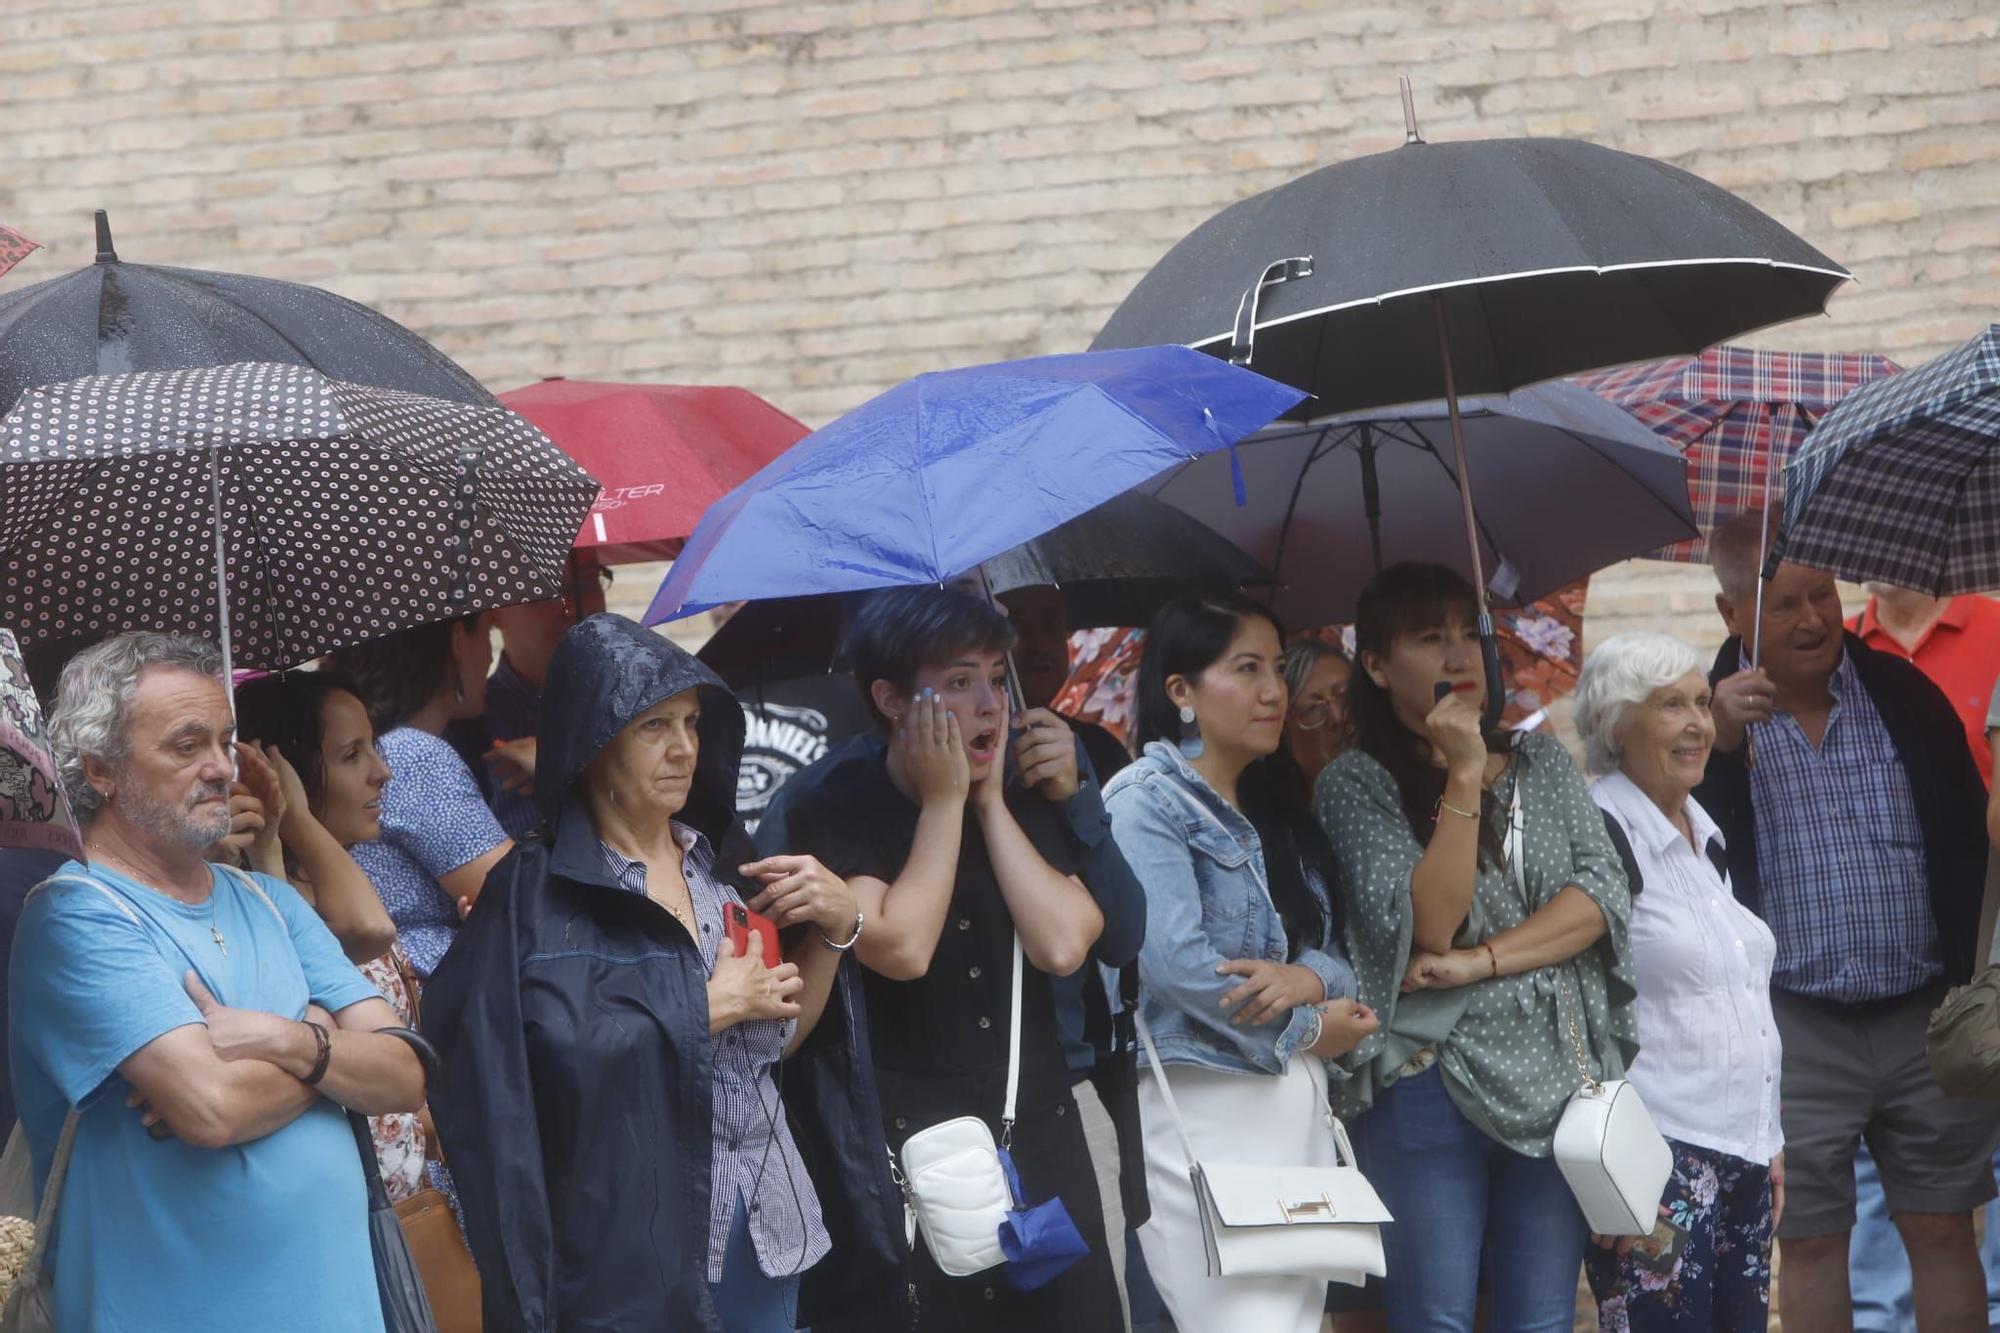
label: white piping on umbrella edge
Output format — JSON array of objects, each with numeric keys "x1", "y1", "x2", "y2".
[{"x1": 1179, "y1": 257, "x2": 1855, "y2": 350}]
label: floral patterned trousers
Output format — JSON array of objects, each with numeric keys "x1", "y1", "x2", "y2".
[{"x1": 1585, "y1": 1139, "x2": 1775, "y2": 1332}]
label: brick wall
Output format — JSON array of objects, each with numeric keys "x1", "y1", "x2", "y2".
[{"x1": 4, "y1": 0, "x2": 1996, "y2": 654}]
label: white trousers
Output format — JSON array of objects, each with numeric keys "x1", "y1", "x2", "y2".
[
  {"x1": 1072, "y1": 1077, "x2": 1132, "y2": 1333},
  {"x1": 1136, "y1": 1055, "x2": 1333, "y2": 1333}
]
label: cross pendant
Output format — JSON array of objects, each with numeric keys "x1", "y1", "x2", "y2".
[{"x1": 211, "y1": 928, "x2": 228, "y2": 957}]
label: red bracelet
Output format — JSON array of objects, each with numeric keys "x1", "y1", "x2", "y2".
[{"x1": 1481, "y1": 941, "x2": 1499, "y2": 978}]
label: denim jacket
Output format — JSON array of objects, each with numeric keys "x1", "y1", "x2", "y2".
[{"x1": 1103, "y1": 741, "x2": 1355, "y2": 1076}]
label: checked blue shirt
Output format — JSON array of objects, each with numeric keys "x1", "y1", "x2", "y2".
[
  {"x1": 601, "y1": 826, "x2": 830, "y2": 1283},
  {"x1": 1745, "y1": 649, "x2": 1940, "y2": 1002}
]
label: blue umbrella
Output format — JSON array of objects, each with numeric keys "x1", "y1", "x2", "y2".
[
  {"x1": 643, "y1": 346, "x2": 1305, "y2": 622},
  {"x1": 1779, "y1": 324, "x2": 2000, "y2": 595}
]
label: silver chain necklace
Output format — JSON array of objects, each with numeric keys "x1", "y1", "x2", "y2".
[{"x1": 89, "y1": 847, "x2": 228, "y2": 956}]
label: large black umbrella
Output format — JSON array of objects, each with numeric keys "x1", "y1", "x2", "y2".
[
  {"x1": 696, "y1": 490, "x2": 1272, "y2": 689},
  {"x1": 1142, "y1": 380, "x2": 1696, "y2": 629},
  {"x1": 0, "y1": 212, "x2": 493, "y2": 415},
  {"x1": 0, "y1": 361, "x2": 599, "y2": 673},
  {"x1": 1093, "y1": 83, "x2": 1846, "y2": 720}
]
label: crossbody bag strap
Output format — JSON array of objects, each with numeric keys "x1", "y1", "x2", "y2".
[
  {"x1": 1000, "y1": 930, "x2": 1023, "y2": 1147},
  {"x1": 12, "y1": 1105, "x2": 80, "y2": 1301},
  {"x1": 1131, "y1": 1008, "x2": 1199, "y2": 1171},
  {"x1": 1508, "y1": 770, "x2": 1601, "y2": 1094}
]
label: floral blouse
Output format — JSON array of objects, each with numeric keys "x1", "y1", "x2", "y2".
[
  {"x1": 1314, "y1": 731, "x2": 1638, "y2": 1156},
  {"x1": 360, "y1": 943, "x2": 427, "y2": 1203}
]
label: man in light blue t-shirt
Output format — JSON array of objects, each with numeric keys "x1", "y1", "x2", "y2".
[{"x1": 9, "y1": 634, "x2": 428, "y2": 1332}]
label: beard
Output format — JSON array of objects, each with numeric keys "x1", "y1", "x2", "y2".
[{"x1": 118, "y1": 776, "x2": 233, "y2": 852}]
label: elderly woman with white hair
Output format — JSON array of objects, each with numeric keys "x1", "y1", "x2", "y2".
[{"x1": 1573, "y1": 631, "x2": 1785, "y2": 1333}]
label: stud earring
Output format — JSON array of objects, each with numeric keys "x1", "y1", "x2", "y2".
[{"x1": 1177, "y1": 703, "x2": 1203, "y2": 760}]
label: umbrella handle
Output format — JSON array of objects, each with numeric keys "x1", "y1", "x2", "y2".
[
  {"x1": 1230, "y1": 257, "x2": 1314, "y2": 367},
  {"x1": 1478, "y1": 614, "x2": 1505, "y2": 733}
]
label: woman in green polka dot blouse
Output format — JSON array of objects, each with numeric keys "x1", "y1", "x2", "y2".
[{"x1": 1313, "y1": 564, "x2": 1637, "y2": 1333}]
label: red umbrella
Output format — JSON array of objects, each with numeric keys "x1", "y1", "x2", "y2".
[{"x1": 498, "y1": 377, "x2": 810, "y2": 565}]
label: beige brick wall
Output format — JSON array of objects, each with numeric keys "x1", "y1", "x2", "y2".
[{"x1": 3, "y1": 0, "x2": 1996, "y2": 656}]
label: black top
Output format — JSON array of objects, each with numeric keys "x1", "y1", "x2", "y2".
[
  {"x1": 1695, "y1": 631, "x2": 1990, "y2": 990},
  {"x1": 781, "y1": 735, "x2": 1082, "y2": 1134}
]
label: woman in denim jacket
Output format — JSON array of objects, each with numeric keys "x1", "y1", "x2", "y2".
[{"x1": 1103, "y1": 593, "x2": 1379, "y2": 1333}]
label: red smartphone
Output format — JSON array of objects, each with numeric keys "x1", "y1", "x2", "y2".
[{"x1": 726, "y1": 903, "x2": 780, "y2": 968}]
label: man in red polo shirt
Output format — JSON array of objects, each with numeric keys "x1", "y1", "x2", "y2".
[{"x1": 1850, "y1": 585, "x2": 2000, "y2": 788}]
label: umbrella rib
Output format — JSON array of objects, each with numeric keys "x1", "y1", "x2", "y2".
[
  {"x1": 1270, "y1": 426, "x2": 1338, "y2": 598},
  {"x1": 1542, "y1": 424, "x2": 1699, "y2": 537},
  {"x1": 1402, "y1": 419, "x2": 1511, "y2": 577}
]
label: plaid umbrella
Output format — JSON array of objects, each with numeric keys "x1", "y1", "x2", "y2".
[
  {"x1": 0, "y1": 362, "x2": 600, "y2": 671},
  {"x1": 1779, "y1": 325, "x2": 2000, "y2": 595},
  {"x1": 1577, "y1": 345, "x2": 1899, "y2": 561}
]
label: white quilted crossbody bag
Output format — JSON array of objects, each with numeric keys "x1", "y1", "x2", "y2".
[{"x1": 891, "y1": 933, "x2": 1023, "y2": 1277}]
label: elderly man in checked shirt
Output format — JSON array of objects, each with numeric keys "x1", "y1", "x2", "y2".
[{"x1": 1694, "y1": 509, "x2": 1997, "y2": 1333}]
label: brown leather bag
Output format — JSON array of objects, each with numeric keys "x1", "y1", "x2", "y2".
[
  {"x1": 394, "y1": 1187, "x2": 481, "y2": 1333},
  {"x1": 390, "y1": 950, "x2": 482, "y2": 1332}
]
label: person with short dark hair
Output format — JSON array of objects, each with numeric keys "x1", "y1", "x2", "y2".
[
  {"x1": 1698, "y1": 510, "x2": 1998, "y2": 1332},
  {"x1": 1105, "y1": 592, "x2": 1372, "y2": 1332},
  {"x1": 1316, "y1": 563, "x2": 1635, "y2": 1333},
  {"x1": 328, "y1": 616, "x2": 513, "y2": 978},
  {"x1": 995, "y1": 582, "x2": 1149, "y2": 1332},
  {"x1": 768, "y1": 585, "x2": 1120, "y2": 1330}
]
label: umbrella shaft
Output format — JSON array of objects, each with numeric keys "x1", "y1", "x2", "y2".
[
  {"x1": 208, "y1": 445, "x2": 234, "y2": 697},
  {"x1": 1432, "y1": 296, "x2": 1487, "y2": 604}
]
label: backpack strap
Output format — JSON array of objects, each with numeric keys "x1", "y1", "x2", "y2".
[{"x1": 1599, "y1": 808, "x2": 1643, "y2": 899}]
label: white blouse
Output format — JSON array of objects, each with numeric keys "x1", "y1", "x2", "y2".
[{"x1": 1592, "y1": 771, "x2": 1784, "y2": 1165}]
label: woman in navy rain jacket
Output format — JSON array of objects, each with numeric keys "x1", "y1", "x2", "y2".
[{"x1": 422, "y1": 614, "x2": 902, "y2": 1331}]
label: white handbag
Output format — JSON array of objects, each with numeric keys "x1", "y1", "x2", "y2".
[
  {"x1": 1502, "y1": 783, "x2": 1672, "y2": 1237},
  {"x1": 892, "y1": 933, "x2": 1023, "y2": 1277},
  {"x1": 1134, "y1": 1010, "x2": 1390, "y2": 1286}
]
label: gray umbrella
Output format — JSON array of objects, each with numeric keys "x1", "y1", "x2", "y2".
[
  {"x1": 1141, "y1": 380, "x2": 1697, "y2": 630},
  {"x1": 1094, "y1": 82, "x2": 1842, "y2": 720},
  {"x1": 0, "y1": 211, "x2": 494, "y2": 415}
]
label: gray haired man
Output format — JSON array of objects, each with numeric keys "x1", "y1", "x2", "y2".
[
  {"x1": 1695, "y1": 512, "x2": 1997, "y2": 1333},
  {"x1": 10, "y1": 632, "x2": 425, "y2": 1331}
]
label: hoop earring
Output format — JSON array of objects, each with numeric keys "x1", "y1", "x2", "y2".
[{"x1": 1177, "y1": 704, "x2": 1204, "y2": 760}]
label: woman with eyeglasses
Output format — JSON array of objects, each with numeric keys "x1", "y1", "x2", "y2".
[{"x1": 1282, "y1": 639, "x2": 1355, "y2": 801}]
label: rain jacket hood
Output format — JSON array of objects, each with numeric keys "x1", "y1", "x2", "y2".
[{"x1": 535, "y1": 612, "x2": 744, "y2": 865}]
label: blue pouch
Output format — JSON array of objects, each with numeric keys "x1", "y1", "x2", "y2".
[{"x1": 997, "y1": 1146, "x2": 1089, "y2": 1292}]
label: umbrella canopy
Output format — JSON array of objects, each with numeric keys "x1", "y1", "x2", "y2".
[
  {"x1": 696, "y1": 491, "x2": 1273, "y2": 688},
  {"x1": 0, "y1": 211, "x2": 493, "y2": 416},
  {"x1": 498, "y1": 377, "x2": 810, "y2": 564},
  {"x1": 643, "y1": 345, "x2": 1305, "y2": 623},
  {"x1": 1577, "y1": 345, "x2": 1900, "y2": 561},
  {"x1": 0, "y1": 362, "x2": 599, "y2": 669},
  {"x1": 1779, "y1": 325, "x2": 2000, "y2": 595},
  {"x1": 1092, "y1": 134, "x2": 1849, "y2": 419},
  {"x1": 1141, "y1": 380, "x2": 1696, "y2": 629}
]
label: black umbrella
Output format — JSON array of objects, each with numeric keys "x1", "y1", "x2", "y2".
[
  {"x1": 0, "y1": 361, "x2": 599, "y2": 674},
  {"x1": 0, "y1": 211, "x2": 493, "y2": 415},
  {"x1": 696, "y1": 491, "x2": 1271, "y2": 689},
  {"x1": 1093, "y1": 81, "x2": 1847, "y2": 721}
]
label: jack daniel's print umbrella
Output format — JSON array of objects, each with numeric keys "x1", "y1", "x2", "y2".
[{"x1": 0, "y1": 362, "x2": 600, "y2": 673}]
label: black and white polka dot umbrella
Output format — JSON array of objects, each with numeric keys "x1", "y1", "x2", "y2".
[{"x1": 0, "y1": 361, "x2": 601, "y2": 671}]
